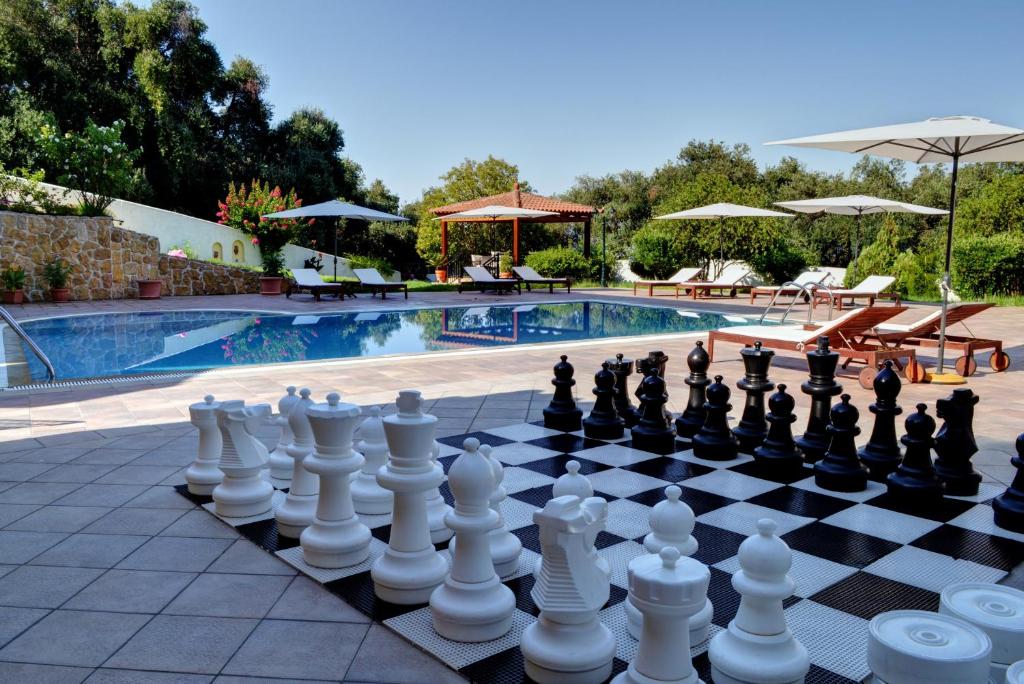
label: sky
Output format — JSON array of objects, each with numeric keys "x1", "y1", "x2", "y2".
[{"x1": 186, "y1": 0, "x2": 1024, "y2": 205}]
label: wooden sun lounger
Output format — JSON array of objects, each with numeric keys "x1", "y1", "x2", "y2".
[
  {"x1": 353, "y1": 268, "x2": 408, "y2": 299},
  {"x1": 458, "y1": 266, "x2": 522, "y2": 294},
  {"x1": 512, "y1": 266, "x2": 571, "y2": 293},
  {"x1": 812, "y1": 275, "x2": 899, "y2": 310},
  {"x1": 676, "y1": 265, "x2": 754, "y2": 299},
  {"x1": 632, "y1": 267, "x2": 702, "y2": 296},
  {"x1": 749, "y1": 271, "x2": 832, "y2": 303},
  {"x1": 286, "y1": 268, "x2": 350, "y2": 301}
]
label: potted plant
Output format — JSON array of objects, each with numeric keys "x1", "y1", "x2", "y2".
[
  {"x1": 42, "y1": 257, "x2": 73, "y2": 302},
  {"x1": 1, "y1": 265, "x2": 26, "y2": 304},
  {"x1": 434, "y1": 264, "x2": 448, "y2": 283},
  {"x1": 499, "y1": 254, "x2": 513, "y2": 279},
  {"x1": 259, "y1": 251, "x2": 286, "y2": 295}
]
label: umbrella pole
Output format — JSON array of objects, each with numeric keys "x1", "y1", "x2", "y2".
[
  {"x1": 851, "y1": 214, "x2": 860, "y2": 283},
  {"x1": 935, "y1": 153, "x2": 960, "y2": 378},
  {"x1": 718, "y1": 218, "x2": 725, "y2": 278},
  {"x1": 333, "y1": 218, "x2": 339, "y2": 283}
]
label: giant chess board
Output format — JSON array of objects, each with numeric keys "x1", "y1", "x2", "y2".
[{"x1": 176, "y1": 420, "x2": 1024, "y2": 684}]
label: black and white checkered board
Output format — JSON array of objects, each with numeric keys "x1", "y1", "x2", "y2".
[{"x1": 176, "y1": 421, "x2": 1024, "y2": 684}]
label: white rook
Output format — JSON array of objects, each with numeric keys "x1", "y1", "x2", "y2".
[
  {"x1": 186, "y1": 395, "x2": 222, "y2": 495},
  {"x1": 868, "y1": 610, "x2": 992, "y2": 684},
  {"x1": 275, "y1": 388, "x2": 319, "y2": 538},
  {"x1": 940, "y1": 583, "x2": 1024, "y2": 683}
]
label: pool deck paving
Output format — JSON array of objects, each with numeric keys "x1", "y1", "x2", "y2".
[{"x1": 0, "y1": 288, "x2": 1021, "y2": 682}]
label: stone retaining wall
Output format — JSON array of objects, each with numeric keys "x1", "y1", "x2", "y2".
[{"x1": 1, "y1": 211, "x2": 260, "y2": 301}]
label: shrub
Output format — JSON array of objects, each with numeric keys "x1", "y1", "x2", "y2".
[
  {"x1": 0, "y1": 166, "x2": 72, "y2": 215},
  {"x1": 892, "y1": 249, "x2": 941, "y2": 300},
  {"x1": 629, "y1": 224, "x2": 691, "y2": 279},
  {"x1": 345, "y1": 254, "x2": 394, "y2": 275},
  {"x1": 168, "y1": 241, "x2": 198, "y2": 260},
  {"x1": 217, "y1": 180, "x2": 307, "y2": 276},
  {"x1": 951, "y1": 233, "x2": 1024, "y2": 298},
  {"x1": 524, "y1": 246, "x2": 613, "y2": 280},
  {"x1": 1, "y1": 265, "x2": 26, "y2": 291},
  {"x1": 42, "y1": 257, "x2": 73, "y2": 288},
  {"x1": 747, "y1": 237, "x2": 809, "y2": 285}
]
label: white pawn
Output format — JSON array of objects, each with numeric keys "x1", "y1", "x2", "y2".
[
  {"x1": 481, "y1": 443, "x2": 522, "y2": 577},
  {"x1": 868, "y1": 610, "x2": 992, "y2": 684},
  {"x1": 186, "y1": 395, "x2": 222, "y2": 495},
  {"x1": 300, "y1": 392, "x2": 371, "y2": 568},
  {"x1": 553, "y1": 460, "x2": 593, "y2": 499},
  {"x1": 275, "y1": 389, "x2": 319, "y2": 538},
  {"x1": 352, "y1": 406, "x2": 393, "y2": 515},
  {"x1": 425, "y1": 440, "x2": 453, "y2": 543},
  {"x1": 708, "y1": 519, "x2": 809, "y2": 684},
  {"x1": 521, "y1": 495, "x2": 616, "y2": 684},
  {"x1": 212, "y1": 403, "x2": 275, "y2": 517},
  {"x1": 430, "y1": 438, "x2": 516, "y2": 641},
  {"x1": 627, "y1": 486, "x2": 712, "y2": 645},
  {"x1": 614, "y1": 547, "x2": 710, "y2": 684},
  {"x1": 940, "y1": 583, "x2": 1024, "y2": 683},
  {"x1": 267, "y1": 387, "x2": 300, "y2": 486},
  {"x1": 372, "y1": 390, "x2": 450, "y2": 604}
]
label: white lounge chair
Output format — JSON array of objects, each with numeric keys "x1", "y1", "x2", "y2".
[
  {"x1": 749, "y1": 271, "x2": 832, "y2": 303},
  {"x1": 286, "y1": 268, "x2": 348, "y2": 301},
  {"x1": 353, "y1": 268, "x2": 408, "y2": 299},
  {"x1": 458, "y1": 266, "x2": 521, "y2": 294},
  {"x1": 677, "y1": 263, "x2": 754, "y2": 299},
  {"x1": 813, "y1": 275, "x2": 898, "y2": 310},
  {"x1": 632, "y1": 267, "x2": 702, "y2": 296},
  {"x1": 512, "y1": 266, "x2": 571, "y2": 293}
]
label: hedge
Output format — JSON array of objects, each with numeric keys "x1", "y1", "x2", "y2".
[{"x1": 951, "y1": 233, "x2": 1024, "y2": 298}]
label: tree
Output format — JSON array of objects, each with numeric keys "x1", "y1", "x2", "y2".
[
  {"x1": 364, "y1": 178, "x2": 400, "y2": 214},
  {"x1": 217, "y1": 57, "x2": 273, "y2": 184}
]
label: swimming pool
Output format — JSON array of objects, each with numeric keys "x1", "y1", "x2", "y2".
[{"x1": 14, "y1": 301, "x2": 758, "y2": 383}]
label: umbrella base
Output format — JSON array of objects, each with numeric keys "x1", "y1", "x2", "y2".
[{"x1": 927, "y1": 372, "x2": 967, "y2": 385}]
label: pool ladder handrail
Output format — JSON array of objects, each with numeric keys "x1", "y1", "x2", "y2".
[
  {"x1": 758, "y1": 282, "x2": 831, "y2": 326},
  {"x1": 0, "y1": 305, "x2": 56, "y2": 382}
]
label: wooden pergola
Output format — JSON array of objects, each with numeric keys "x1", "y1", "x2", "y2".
[{"x1": 431, "y1": 182, "x2": 596, "y2": 267}]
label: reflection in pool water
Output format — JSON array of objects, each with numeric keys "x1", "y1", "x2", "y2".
[{"x1": 18, "y1": 301, "x2": 758, "y2": 382}]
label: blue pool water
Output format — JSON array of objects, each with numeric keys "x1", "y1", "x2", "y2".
[{"x1": 16, "y1": 301, "x2": 758, "y2": 382}]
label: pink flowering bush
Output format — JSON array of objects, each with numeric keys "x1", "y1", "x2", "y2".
[{"x1": 217, "y1": 180, "x2": 309, "y2": 275}]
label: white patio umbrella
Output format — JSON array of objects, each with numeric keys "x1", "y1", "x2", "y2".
[
  {"x1": 437, "y1": 204, "x2": 557, "y2": 221},
  {"x1": 774, "y1": 195, "x2": 948, "y2": 281},
  {"x1": 263, "y1": 200, "x2": 408, "y2": 281},
  {"x1": 767, "y1": 115, "x2": 1024, "y2": 380},
  {"x1": 654, "y1": 202, "x2": 793, "y2": 277}
]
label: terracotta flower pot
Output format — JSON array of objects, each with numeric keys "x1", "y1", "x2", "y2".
[
  {"x1": 435, "y1": 268, "x2": 448, "y2": 284},
  {"x1": 500, "y1": 272, "x2": 513, "y2": 279},
  {"x1": 1, "y1": 289, "x2": 24, "y2": 305},
  {"x1": 137, "y1": 280, "x2": 163, "y2": 299},
  {"x1": 50, "y1": 288, "x2": 70, "y2": 303},
  {"x1": 260, "y1": 276, "x2": 284, "y2": 296}
]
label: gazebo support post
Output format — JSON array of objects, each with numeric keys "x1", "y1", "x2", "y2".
[
  {"x1": 440, "y1": 220, "x2": 448, "y2": 283},
  {"x1": 513, "y1": 217, "x2": 520, "y2": 266},
  {"x1": 583, "y1": 219, "x2": 592, "y2": 257}
]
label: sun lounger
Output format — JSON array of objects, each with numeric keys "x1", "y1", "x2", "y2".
[
  {"x1": 749, "y1": 271, "x2": 832, "y2": 304},
  {"x1": 812, "y1": 275, "x2": 899, "y2": 310},
  {"x1": 353, "y1": 268, "x2": 408, "y2": 299},
  {"x1": 708, "y1": 305, "x2": 920, "y2": 388},
  {"x1": 861, "y1": 302, "x2": 1009, "y2": 376},
  {"x1": 458, "y1": 266, "x2": 522, "y2": 294},
  {"x1": 286, "y1": 268, "x2": 349, "y2": 301},
  {"x1": 676, "y1": 263, "x2": 754, "y2": 299},
  {"x1": 512, "y1": 266, "x2": 571, "y2": 293},
  {"x1": 632, "y1": 267, "x2": 702, "y2": 296}
]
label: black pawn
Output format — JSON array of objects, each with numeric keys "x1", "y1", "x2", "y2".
[
  {"x1": 675, "y1": 341, "x2": 711, "y2": 439},
  {"x1": 630, "y1": 365, "x2": 676, "y2": 453},
  {"x1": 993, "y1": 433, "x2": 1024, "y2": 533},
  {"x1": 543, "y1": 355, "x2": 583, "y2": 432},
  {"x1": 607, "y1": 353, "x2": 639, "y2": 428},
  {"x1": 814, "y1": 394, "x2": 867, "y2": 492},
  {"x1": 754, "y1": 384, "x2": 804, "y2": 475},
  {"x1": 733, "y1": 341, "x2": 775, "y2": 452},
  {"x1": 583, "y1": 362, "x2": 625, "y2": 440},
  {"x1": 934, "y1": 388, "x2": 982, "y2": 496},
  {"x1": 886, "y1": 403, "x2": 944, "y2": 506},
  {"x1": 796, "y1": 336, "x2": 843, "y2": 464},
  {"x1": 693, "y1": 375, "x2": 739, "y2": 461},
  {"x1": 858, "y1": 360, "x2": 904, "y2": 482}
]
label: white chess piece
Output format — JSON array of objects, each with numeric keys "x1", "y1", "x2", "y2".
[
  {"x1": 614, "y1": 547, "x2": 709, "y2": 684},
  {"x1": 267, "y1": 386, "x2": 300, "y2": 486},
  {"x1": 868, "y1": 610, "x2": 992, "y2": 684},
  {"x1": 275, "y1": 388, "x2": 319, "y2": 538},
  {"x1": 534, "y1": 494, "x2": 609, "y2": 581},
  {"x1": 626, "y1": 485, "x2": 712, "y2": 645},
  {"x1": 300, "y1": 392, "x2": 372, "y2": 568},
  {"x1": 939, "y1": 583, "x2": 1024, "y2": 683},
  {"x1": 430, "y1": 438, "x2": 515, "y2": 641},
  {"x1": 1007, "y1": 660, "x2": 1024, "y2": 684},
  {"x1": 521, "y1": 495, "x2": 616, "y2": 684},
  {"x1": 186, "y1": 395, "x2": 222, "y2": 495},
  {"x1": 372, "y1": 390, "x2": 450, "y2": 604},
  {"x1": 425, "y1": 440, "x2": 454, "y2": 543},
  {"x1": 212, "y1": 403, "x2": 275, "y2": 517},
  {"x1": 352, "y1": 406, "x2": 393, "y2": 515},
  {"x1": 708, "y1": 519, "x2": 810, "y2": 684},
  {"x1": 553, "y1": 460, "x2": 593, "y2": 500},
  {"x1": 481, "y1": 443, "x2": 522, "y2": 577}
]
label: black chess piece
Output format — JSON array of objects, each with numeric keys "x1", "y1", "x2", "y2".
[
  {"x1": 639, "y1": 351, "x2": 673, "y2": 427},
  {"x1": 692, "y1": 375, "x2": 739, "y2": 461},
  {"x1": 675, "y1": 341, "x2": 711, "y2": 439},
  {"x1": 858, "y1": 360, "x2": 904, "y2": 482},
  {"x1": 607, "y1": 353, "x2": 639, "y2": 428},
  {"x1": 795, "y1": 336, "x2": 843, "y2": 464},
  {"x1": 753, "y1": 384, "x2": 804, "y2": 475},
  {"x1": 733, "y1": 341, "x2": 775, "y2": 452},
  {"x1": 814, "y1": 394, "x2": 867, "y2": 492},
  {"x1": 630, "y1": 365, "x2": 676, "y2": 453},
  {"x1": 647, "y1": 350, "x2": 669, "y2": 378},
  {"x1": 583, "y1": 362, "x2": 625, "y2": 440},
  {"x1": 886, "y1": 403, "x2": 944, "y2": 506},
  {"x1": 934, "y1": 388, "x2": 982, "y2": 496},
  {"x1": 543, "y1": 355, "x2": 583, "y2": 432},
  {"x1": 992, "y1": 432, "x2": 1024, "y2": 533}
]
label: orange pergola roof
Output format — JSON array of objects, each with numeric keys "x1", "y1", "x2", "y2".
[{"x1": 431, "y1": 183, "x2": 595, "y2": 220}]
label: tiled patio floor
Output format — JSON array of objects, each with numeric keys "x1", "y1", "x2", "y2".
[{"x1": 0, "y1": 288, "x2": 1021, "y2": 681}]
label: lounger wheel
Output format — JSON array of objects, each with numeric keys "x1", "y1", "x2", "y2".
[
  {"x1": 954, "y1": 355, "x2": 978, "y2": 377},
  {"x1": 858, "y1": 367, "x2": 877, "y2": 390},
  {"x1": 904, "y1": 359, "x2": 927, "y2": 384},
  {"x1": 990, "y1": 351, "x2": 1011, "y2": 372}
]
